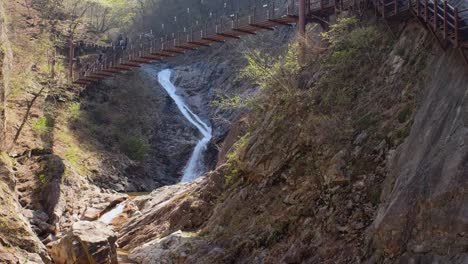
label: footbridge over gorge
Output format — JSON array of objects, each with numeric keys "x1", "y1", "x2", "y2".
[{"x1": 72, "y1": 0, "x2": 468, "y2": 85}]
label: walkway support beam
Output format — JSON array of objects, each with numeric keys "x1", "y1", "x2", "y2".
[{"x1": 299, "y1": 0, "x2": 306, "y2": 36}]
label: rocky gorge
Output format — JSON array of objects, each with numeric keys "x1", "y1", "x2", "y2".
[{"x1": 0, "y1": 0, "x2": 467, "y2": 263}]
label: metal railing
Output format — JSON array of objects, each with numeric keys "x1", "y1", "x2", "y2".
[{"x1": 73, "y1": 0, "x2": 301, "y2": 83}]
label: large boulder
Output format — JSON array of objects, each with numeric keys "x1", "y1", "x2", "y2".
[
  {"x1": 48, "y1": 221, "x2": 118, "y2": 264},
  {"x1": 129, "y1": 230, "x2": 202, "y2": 264},
  {"x1": 118, "y1": 168, "x2": 225, "y2": 250}
]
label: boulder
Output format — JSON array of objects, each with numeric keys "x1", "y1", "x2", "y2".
[
  {"x1": 48, "y1": 221, "x2": 118, "y2": 264},
  {"x1": 82, "y1": 207, "x2": 101, "y2": 221},
  {"x1": 129, "y1": 230, "x2": 200, "y2": 264}
]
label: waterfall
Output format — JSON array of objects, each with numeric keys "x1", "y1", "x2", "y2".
[
  {"x1": 99, "y1": 203, "x2": 125, "y2": 224},
  {"x1": 157, "y1": 69, "x2": 213, "y2": 182}
]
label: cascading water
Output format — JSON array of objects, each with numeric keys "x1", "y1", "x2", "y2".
[
  {"x1": 157, "y1": 69, "x2": 213, "y2": 182},
  {"x1": 99, "y1": 203, "x2": 125, "y2": 224}
]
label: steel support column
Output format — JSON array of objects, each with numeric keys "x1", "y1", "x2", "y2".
[
  {"x1": 299, "y1": 0, "x2": 306, "y2": 36},
  {"x1": 69, "y1": 34, "x2": 74, "y2": 83}
]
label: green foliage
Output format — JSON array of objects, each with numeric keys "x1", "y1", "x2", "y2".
[
  {"x1": 395, "y1": 125, "x2": 410, "y2": 141},
  {"x1": 119, "y1": 134, "x2": 149, "y2": 161},
  {"x1": 65, "y1": 148, "x2": 79, "y2": 166},
  {"x1": 397, "y1": 105, "x2": 412, "y2": 123},
  {"x1": 224, "y1": 133, "x2": 250, "y2": 186},
  {"x1": 32, "y1": 116, "x2": 53, "y2": 135},
  {"x1": 243, "y1": 42, "x2": 301, "y2": 94},
  {"x1": 37, "y1": 174, "x2": 49, "y2": 185},
  {"x1": 226, "y1": 133, "x2": 250, "y2": 163},
  {"x1": 321, "y1": 17, "x2": 378, "y2": 72},
  {"x1": 212, "y1": 96, "x2": 247, "y2": 110},
  {"x1": 316, "y1": 17, "x2": 381, "y2": 113},
  {"x1": 67, "y1": 102, "x2": 81, "y2": 120}
]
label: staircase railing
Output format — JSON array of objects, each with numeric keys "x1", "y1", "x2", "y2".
[
  {"x1": 73, "y1": 0, "x2": 299, "y2": 83},
  {"x1": 409, "y1": 0, "x2": 468, "y2": 47}
]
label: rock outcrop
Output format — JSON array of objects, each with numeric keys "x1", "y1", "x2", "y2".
[
  {"x1": 129, "y1": 230, "x2": 205, "y2": 264},
  {"x1": 118, "y1": 168, "x2": 225, "y2": 250},
  {"x1": 0, "y1": 164, "x2": 50, "y2": 263},
  {"x1": 0, "y1": 0, "x2": 13, "y2": 149},
  {"x1": 49, "y1": 221, "x2": 118, "y2": 264},
  {"x1": 371, "y1": 42, "x2": 468, "y2": 262}
]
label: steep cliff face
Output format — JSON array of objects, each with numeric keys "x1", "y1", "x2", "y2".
[
  {"x1": 117, "y1": 18, "x2": 468, "y2": 263},
  {"x1": 0, "y1": 2, "x2": 50, "y2": 263},
  {"x1": 371, "y1": 43, "x2": 468, "y2": 262},
  {"x1": 0, "y1": 0, "x2": 12, "y2": 148},
  {"x1": 0, "y1": 163, "x2": 50, "y2": 263}
]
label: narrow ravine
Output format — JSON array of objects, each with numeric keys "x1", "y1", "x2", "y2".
[{"x1": 157, "y1": 69, "x2": 213, "y2": 182}]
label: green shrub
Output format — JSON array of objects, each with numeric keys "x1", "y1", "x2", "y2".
[
  {"x1": 212, "y1": 96, "x2": 245, "y2": 109},
  {"x1": 67, "y1": 102, "x2": 81, "y2": 120},
  {"x1": 37, "y1": 174, "x2": 49, "y2": 185},
  {"x1": 32, "y1": 116, "x2": 53, "y2": 134},
  {"x1": 119, "y1": 134, "x2": 149, "y2": 161},
  {"x1": 243, "y1": 42, "x2": 301, "y2": 94},
  {"x1": 397, "y1": 105, "x2": 412, "y2": 123},
  {"x1": 65, "y1": 148, "x2": 79, "y2": 166},
  {"x1": 395, "y1": 125, "x2": 410, "y2": 140}
]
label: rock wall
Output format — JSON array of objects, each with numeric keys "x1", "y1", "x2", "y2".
[
  {"x1": 0, "y1": 163, "x2": 50, "y2": 263},
  {"x1": 0, "y1": 0, "x2": 13, "y2": 149},
  {"x1": 371, "y1": 44, "x2": 468, "y2": 262},
  {"x1": 0, "y1": 2, "x2": 50, "y2": 263}
]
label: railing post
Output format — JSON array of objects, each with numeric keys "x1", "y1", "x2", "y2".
[
  {"x1": 299, "y1": 0, "x2": 306, "y2": 36},
  {"x1": 272, "y1": 1, "x2": 275, "y2": 17},
  {"x1": 433, "y1": 0, "x2": 437, "y2": 29},
  {"x1": 394, "y1": 0, "x2": 398, "y2": 16},
  {"x1": 443, "y1": 1, "x2": 448, "y2": 39},
  {"x1": 253, "y1": 7, "x2": 256, "y2": 23},
  {"x1": 69, "y1": 34, "x2": 74, "y2": 83},
  {"x1": 424, "y1": 0, "x2": 428, "y2": 22},
  {"x1": 454, "y1": 8, "x2": 459, "y2": 47},
  {"x1": 417, "y1": 0, "x2": 420, "y2": 16}
]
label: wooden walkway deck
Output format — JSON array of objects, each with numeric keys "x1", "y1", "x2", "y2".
[{"x1": 72, "y1": 0, "x2": 468, "y2": 85}]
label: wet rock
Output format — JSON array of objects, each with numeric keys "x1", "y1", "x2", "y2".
[{"x1": 48, "y1": 221, "x2": 118, "y2": 264}]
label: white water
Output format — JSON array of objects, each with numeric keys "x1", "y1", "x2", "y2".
[
  {"x1": 98, "y1": 203, "x2": 125, "y2": 224},
  {"x1": 157, "y1": 69, "x2": 213, "y2": 182}
]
